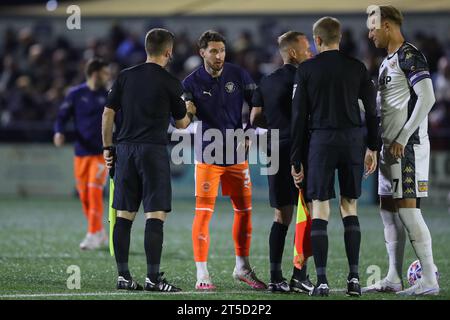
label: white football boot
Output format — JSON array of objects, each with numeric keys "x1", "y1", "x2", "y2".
[
  {"x1": 79, "y1": 233, "x2": 98, "y2": 250},
  {"x1": 396, "y1": 279, "x2": 440, "y2": 296},
  {"x1": 362, "y1": 277, "x2": 403, "y2": 293}
]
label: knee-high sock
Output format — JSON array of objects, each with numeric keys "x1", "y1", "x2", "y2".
[
  {"x1": 398, "y1": 208, "x2": 437, "y2": 286},
  {"x1": 311, "y1": 218, "x2": 328, "y2": 285},
  {"x1": 113, "y1": 217, "x2": 133, "y2": 279},
  {"x1": 192, "y1": 197, "x2": 215, "y2": 263},
  {"x1": 145, "y1": 218, "x2": 164, "y2": 282},
  {"x1": 380, "y1": 209, "x2": 405, "y2": 283},
  {"x1": 269, "y1": 222, "x2": 288, "y2": 282},
  {"x1": 87, "y1": 185, "x2": 104, "y2": 234},
  {"x1": 231, "y1": 196, "x2": 252, "y2": 265},
  {"x1": 343, "y1": 216, "x2": 361, "y2": 280}
]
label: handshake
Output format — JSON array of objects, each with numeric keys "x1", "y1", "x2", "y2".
[
  {"x1": 186, "y1": 101, "x2": 197, "y2": 120},
  {"x1": 174, "y1": 101, "x2": 197, "y2": 130}
]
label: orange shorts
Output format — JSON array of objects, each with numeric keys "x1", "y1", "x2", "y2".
[
  {"x1": 74, "y1": 155, "x2": 107, "y2": 191},
  {"x1": 195, "y1": 162, "x2": 252, "y2": 198}
]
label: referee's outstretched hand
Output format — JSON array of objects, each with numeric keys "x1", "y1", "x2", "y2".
[
  {"x1": 291, "y1": 164, "x2": 304, "y2": 189},
  {"x1": 364, "y1": 148, "x2": 378, "y2": 178}
]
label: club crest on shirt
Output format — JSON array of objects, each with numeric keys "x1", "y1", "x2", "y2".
[{"x1": 225, "y1": 82, "x2": 235, "y2": 93}]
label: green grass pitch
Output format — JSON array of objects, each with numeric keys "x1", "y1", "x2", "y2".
[{"x1": 0, "y1": 197, "x2": 448, "y2": 300}]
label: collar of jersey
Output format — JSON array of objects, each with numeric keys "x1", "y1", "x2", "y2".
[
  {"x1": 200, "y1": 64, "x2": 225, "y2": 82},
  {"x1": 387, "y1": 41, "x2": 406, "y2": 60}
]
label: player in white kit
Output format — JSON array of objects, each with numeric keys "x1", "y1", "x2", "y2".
[{"x1": 363, "y1": 5, "x2": 439, "y2": 296}]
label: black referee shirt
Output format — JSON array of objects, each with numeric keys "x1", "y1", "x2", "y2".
[
  {"x1": 106, "y1": 62, "x2": 186, "y2": 145},
  {"x1": 290, "y1": 50, "x2": 378, "y2": 166},
  {"x1": 252, "y1": 63, "x2": 296, "y2": 141}
]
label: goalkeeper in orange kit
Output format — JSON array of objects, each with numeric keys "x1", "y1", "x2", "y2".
[{"x1": 251, "y1": 31, "x2": 313, "y2": 293}]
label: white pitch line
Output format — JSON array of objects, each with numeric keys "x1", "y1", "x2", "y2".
[{"x1": 0, "y1": 289, "x2": 345, "y2": 299}]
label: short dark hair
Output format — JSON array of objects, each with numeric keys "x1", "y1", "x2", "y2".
[
  {"x1": 85, "y1": 58, "x2": 108, "y2": 77},
  {"x1": 198, "y1": 30, "x2": 226, "y2": 49},
  {"x1": 377, "y1": 5, "x2": 404, "y2": 26},
  {"x1": 312, "y1": 16, "x2": 341, "y2": 45},
  {"x1": 145, "y1": 28, "x2": 175, "y2": 56},
  {"x1": 278, "y1": 31, "x2": 306, "y2": 50}
]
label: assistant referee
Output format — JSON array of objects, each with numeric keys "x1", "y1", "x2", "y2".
[
  {"x1": 102, "y1": 28, "x2": 195, "y2": 292},
  {"x1": 290, "y1": 17, "x2": 379, "y2": 297}
]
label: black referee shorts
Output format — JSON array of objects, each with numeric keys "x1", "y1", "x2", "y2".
[
  {"x1": 306, "y1": 128, "x2": 365, "y2": 201},
  {"x1": 267, "y1": 140, "x2": 299, "y2": 208},
  {"x1": 113, "y1": 143, "x2": 172, "y2": 213}
]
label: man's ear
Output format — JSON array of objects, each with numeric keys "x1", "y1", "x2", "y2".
[
  {"x1": 199, "y1": 48, "x2": 205, "y2": 58},
  {"x1": 289, "y1": 47, "x2": 297, "y2": 59},
  {"x1": 314, "y1": 36, "x2": 322, "y2": 48}
]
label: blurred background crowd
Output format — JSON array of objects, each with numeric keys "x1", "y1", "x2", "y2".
[{"x1": 0, "y1": 19, "x2": 449, "y2": 148}]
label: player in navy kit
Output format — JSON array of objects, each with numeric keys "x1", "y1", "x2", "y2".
[
  {"x1": 54, "y1": 58, "x2": 110, "y2": 250},
  {"x1": 183, "y1": 30, "x2": 266, "y2": 291}
]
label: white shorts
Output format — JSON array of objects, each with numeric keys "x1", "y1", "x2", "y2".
[{"x1": 378, "y1": 141, "x2": 429, "y2": 199}]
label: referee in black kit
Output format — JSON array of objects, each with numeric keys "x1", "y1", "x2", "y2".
[
  {"x1": 102, "y1": 28, "x2": 195, "y2": 292},
  {"x1": 251, "y1": 31, "x2": 314, "y2": 293},
  {"x1": 290, "y1": 17, "x2": 378, "y2": 297}
]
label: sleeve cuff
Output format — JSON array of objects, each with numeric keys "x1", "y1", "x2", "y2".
[{"x1": 395, "y1": 131, "x2": 409, "y2": 147}]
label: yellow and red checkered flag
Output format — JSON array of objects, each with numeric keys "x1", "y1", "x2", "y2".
[{"x1": 293, "y1": 189, "x2": 312, "y2": 269}]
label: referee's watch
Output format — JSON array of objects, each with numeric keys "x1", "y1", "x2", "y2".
[{"x1": 103, "y1": 146, "x2": 115, "y2": 152}]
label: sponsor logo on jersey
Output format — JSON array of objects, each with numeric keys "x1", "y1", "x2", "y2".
[
  {"x1": 379, "y1": 76, "x2": 392, "y2": 86},
  {"x1": 418, "y1": 181, "x2": 428, "y2": 192}
]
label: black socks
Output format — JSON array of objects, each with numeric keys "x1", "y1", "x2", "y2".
[
  {"x1": 269, "y1": 222, "x2": 288, "y2": 282},
  {"x1": 145, "y1": 218, "x2": 164, "y2": 282},
  {"x1": 113, "y1": 217, "x2": 133, "y2": 280},
  {"x1": 311, "y1": 218, "x2": 328, "y2": 285},
  {"x1": 343, "y1": 215, "x2": 361, "y2": 280}
]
